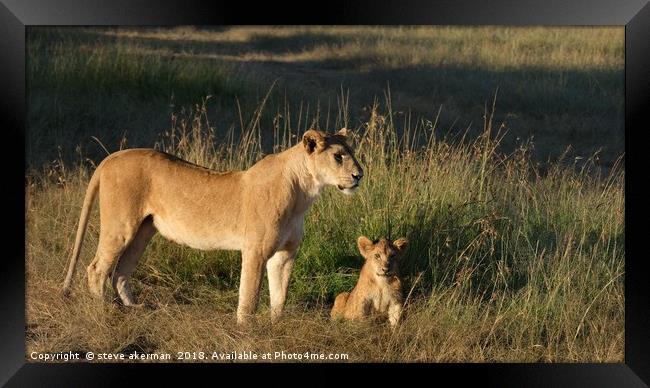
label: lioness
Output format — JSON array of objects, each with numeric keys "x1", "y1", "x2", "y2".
[
  {"x1": 62, "y1": 128, "x2": 363, "y2": 325},
  {"x1": 331, "y1": 236, "x2": 408, "y2": 327}
]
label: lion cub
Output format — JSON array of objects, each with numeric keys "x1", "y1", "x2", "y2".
[{"x1": 331, "y1": 236, "x2": 409, "y2": 327}]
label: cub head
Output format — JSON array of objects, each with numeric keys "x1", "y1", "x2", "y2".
[
  {"x1": 302, "y1": 128, "x2": 364, "y2": 195},
  {"x1": 357, "y1": 236, "x2": 409, "y2": 277}
]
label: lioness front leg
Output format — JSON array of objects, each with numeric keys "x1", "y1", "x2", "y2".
[
  {"x1": 266, "y1": 248, "x2": 297, "y2": 323},
  {"x1": 237, "y1": 248, "x2": 267, "y2": 325}
]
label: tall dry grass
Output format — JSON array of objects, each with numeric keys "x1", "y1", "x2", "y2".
[
  {"x1": 26, "y1": 91, "x2": 624, "y2": 362},
  {"x1": 27, "y1": 26, "x2": 623, "y2": 169}
]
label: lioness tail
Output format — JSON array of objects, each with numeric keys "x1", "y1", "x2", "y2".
[{"x1": 62, "y1": 166, "x2": 101, "y2": 296}]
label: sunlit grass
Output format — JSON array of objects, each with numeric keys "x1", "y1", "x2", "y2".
[
  {"x1": 26, "y1": 91, "x2": 624, "y2": 362},
  {"x1": 26, "y1": 26, "x2": 623, "y2": 170}
]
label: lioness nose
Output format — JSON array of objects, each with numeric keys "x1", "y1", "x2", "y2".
[{"x1": 352, "y1": 173, "x2": 362, "y2": 181}]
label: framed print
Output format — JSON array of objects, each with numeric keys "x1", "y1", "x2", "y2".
[{"x1": 2, "y1": 0, "x2": 648, "y2": 386}]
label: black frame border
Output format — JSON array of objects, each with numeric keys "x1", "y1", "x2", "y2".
[{"x1": 2, "y1": 0, "x2": 648, "y2": 386}]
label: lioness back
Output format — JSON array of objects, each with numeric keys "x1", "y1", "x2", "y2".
[{"x1": 96, "y1": 149, "x2": 246, "y2": 251}]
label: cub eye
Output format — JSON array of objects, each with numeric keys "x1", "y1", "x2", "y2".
[
  {"x1": 374, "y1": 253, "x2": 381, "y2": 260},
  {"x1": 334, "y1": 154, "x2": 343, "y2": 163}
]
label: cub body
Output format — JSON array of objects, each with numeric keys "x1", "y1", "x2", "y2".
[{"x1": 331, "y1": 236, "x2": 408, "y2": 327}]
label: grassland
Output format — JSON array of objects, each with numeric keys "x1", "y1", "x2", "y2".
[
  {"x1": 25, "y1": 26, "x2": 624, "y2": 362},
  {"x1": 27, "y1": 26, "x2": 623, "y2": 169}
]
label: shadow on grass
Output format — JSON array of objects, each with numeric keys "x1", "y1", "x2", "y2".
[{"x1": 27, "y1": 26, "x2": 623, "y2": 172}]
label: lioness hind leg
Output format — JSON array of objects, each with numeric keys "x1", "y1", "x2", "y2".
[
  {"x1": 112, "y1": 218, "x2": 157, "y2": 307},
  {"x1": 87, "y1": 224, "x2": 139, "y2": 300}
]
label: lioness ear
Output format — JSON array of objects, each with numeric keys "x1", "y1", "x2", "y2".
[
  {"x1": 337, "y1": 127, "x2": 349, "y2": 137},
  {"x1": 357, "y1": 236, "x2": 374, "y2": 258},
  {"x1": 303, "y1": 129, "x2": 327, "y2": 154},
  {"x1": 393, "y1": 237, "x2": 409, "y2": 252}
]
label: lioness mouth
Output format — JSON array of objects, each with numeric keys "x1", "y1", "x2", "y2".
[{"x1": 338, "y1": 183, "x2": 359, "y2": 191}]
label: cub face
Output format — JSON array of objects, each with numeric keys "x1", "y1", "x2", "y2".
[
  {"x1": 302, "y1": 128, "x2": 364, "y2": 195},
  {"x1": 357, "y1": 236, "x2": 409, "y2": 277}
]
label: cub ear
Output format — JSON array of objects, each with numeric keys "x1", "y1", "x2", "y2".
[
  {"x1": 302, "y1": 129, "x2": 327, "y2": 154},
  {"x1": 357, "y1": 236, "x2": 374, "y2": 258},
  {"x1": 392, "y1": 237, "x2": 409, "y2": 252},
  {"x1": 336, "y1": 127, "x2": 349, "y2": 137}
]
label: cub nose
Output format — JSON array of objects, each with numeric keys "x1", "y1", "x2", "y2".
[{"x1": 352, "y1": 172, "x2": 363, "y2": 181}]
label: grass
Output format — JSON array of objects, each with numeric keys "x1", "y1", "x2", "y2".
[
  {"x1": 26, "y1": 89, "x2": 624, "y2": 362},
  {"x1": 25, "y1": 26, "x2": 624, "y2": 362},
  {"x1": 27, "y1": 26, "x2": 623, "y2": 170}
]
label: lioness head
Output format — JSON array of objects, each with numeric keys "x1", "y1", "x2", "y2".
[
  {"x1": 302, "y1": 128, "x2": 364, "y2": 195},
  {"x1": 357, "y1": 236, "x2": 409, "y2": 277}
]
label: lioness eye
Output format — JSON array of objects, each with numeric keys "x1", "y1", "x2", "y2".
[{"x1": 334, "y1": 154, "x2": 343, "y2": 163}]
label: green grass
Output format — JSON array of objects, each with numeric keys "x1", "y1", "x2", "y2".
[
  {"x1": 26, "y1": 92, "x2": 624, "y2": 361},
  {"x1": 27, "y1": 26, "x2": 623, "y2": 170},
  {"x1": 25, "y1": 26, "x2": 623, "y2": 362}
]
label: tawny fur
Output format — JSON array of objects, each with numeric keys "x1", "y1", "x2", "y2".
[
  {"x1": 62, "y1": 128, "x2": 363, "y2": 325},
  {"x1": 331, "y1": 236, "x2": 408, "y2": 327}
]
